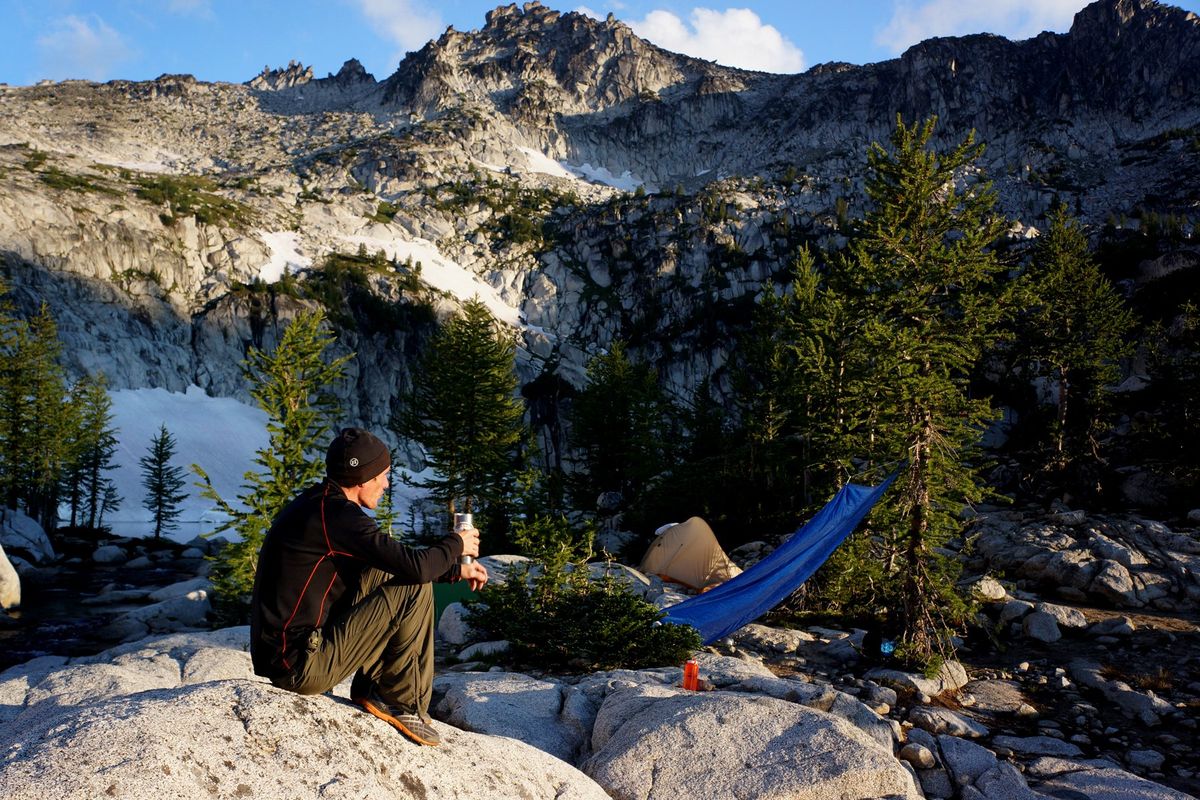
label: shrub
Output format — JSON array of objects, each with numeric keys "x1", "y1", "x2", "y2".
[{"x1": 465, "y1": 544, "x2": 701, "y2": 673}]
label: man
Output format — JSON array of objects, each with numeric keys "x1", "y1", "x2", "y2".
[{"x1": 250, "y1": 427, "x2": 488, "y2": 746}]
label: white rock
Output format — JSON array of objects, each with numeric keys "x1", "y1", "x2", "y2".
[
  {"x1": 0, "y1": 639, "x2": 610, "y2": 800},
  {"x1": 991, "y1": 734, "x2": 1082, "y2": 758},
  {"x1": 937, "y1": 734, "x2": 999, "y2": 786},
  {"x1": 0, "y1": 509, "x2": 56, "y2": 564},
  {"x1": 433, "y1": 671, "x2": 588, "y2": 763},
  {"x1": 1027, "y1": 756, "x2": 1195, "y2": 800},
  {"x1": 477, "y1": 554, "x2": 531, "y2": 585},
  {"x1": 147, "y1": 577, "x2": 212, "y2": 602},
  {"x1": 1090, "y1": 559, "x2": 1140, "y2": 606},
  {"x1": 1022, "y1": 611, "x2": 1062, "y2": 642},
  {"x1": 974, "y1": 762, "x2": 1044, "y2": 800},
  {"x1": 1000, "y1": 598, "x2": 1035, "y2": 623},
  {"x1": 733, "y1": 674, "x2": 901, "y2": 749},
  {"x1": 908, "y1": 706, "x2": 989, "y2": 738},
  {"x1": 1127, "y1": 749, "x2": 1166, "y2": 771},
  {"x1": 968, "y1": 575, "x2": 1008, "y2": 602},
  {"x1": 92, "y1": 545, "x2": 126, "y2": 564},
  {"x1": 437, "y1": 601, "x2": 477, "y2": 645},
  {"x1": 458, "y1": 640, "x2": 509, "y2": 660},
  {"x1": 734, "y1": 622, "x2": 815, "y2": 653},
  {"x1": 0, "y1": 543, "x2": 20, "y2": 609},
  {"x1": 1088, "y1": 616, "x2": 1136, "y2": 637},
  {"x1": 899, "y1": 742, "x2": 937, "y2": 769},
  {"x1": 1035, "y1": 602, "x2": 1088, "y2": 630},
  {"x1": 865, "y1": 660, "x2": 969, "y2": 696},
  {"x1": 103, "y1": 590, "x2": 211, "y2": 641},
  {"x1": 584, "y1": 686, "x2": 922, "y2": 800}
]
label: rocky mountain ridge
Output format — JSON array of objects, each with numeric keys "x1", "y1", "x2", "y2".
[{"x1": 0, "y1": 0, "x2": 1197, "y2": 451}]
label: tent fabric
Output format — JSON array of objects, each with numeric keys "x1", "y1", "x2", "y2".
[
  {"x1": 638, "y1": 517, "x2": 742, "y2": 590},
  {"x1": 661, "y1": 475, "x2": 897, "y2": 645}
]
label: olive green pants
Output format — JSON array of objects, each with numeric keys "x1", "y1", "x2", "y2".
[{"x1": 282, "y1": 569, "x2": 434, "y2": 718}]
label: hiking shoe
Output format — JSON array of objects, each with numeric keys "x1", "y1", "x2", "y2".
[
  {"x1": 349, "y1": 672, "x2": 372, "y2": 704},
  {"x1": 357, "y1": 690, "x2": 440, "y2": 746}
]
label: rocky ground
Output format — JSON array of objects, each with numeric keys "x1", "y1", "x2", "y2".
[{"x1": 3, "y1": 503, "x2": 1199, "y2": 799}]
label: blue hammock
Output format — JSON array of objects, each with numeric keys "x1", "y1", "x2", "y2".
[{"x1": 661, "y1": 475, "x2": 896, "y2": 644}]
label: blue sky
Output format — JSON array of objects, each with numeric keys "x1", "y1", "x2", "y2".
[{"x1": 2, "y1": 0, "x2": 1198, "y2": 85}]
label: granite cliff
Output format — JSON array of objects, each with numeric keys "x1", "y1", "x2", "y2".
[{"x1": 0, "y1": 0, "x2": 1196, "y2": 451}]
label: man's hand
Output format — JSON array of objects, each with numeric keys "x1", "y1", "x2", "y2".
[
  {"x1": 460, "y1": 560, "x2": 488, "y2": 591},
  {"x1": 456, "y1": 525, "x2": 480, "y2": 558}
]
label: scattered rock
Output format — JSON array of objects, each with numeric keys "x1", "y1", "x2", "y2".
[
  {"x1": 92, "y1": 545, "x2": 126, "y2": 564},
  {"x1": 966, "y1": 575, "x2": 1008, "y2": 602},
  {"x1": 457, "y1": 640, "x2": 509, "y2": 660},
  {"x1": 900, "y1": 742, "x2": 937, "y2": 769},
  {"x1": 1000, "y1": 599, "x2": 1035, "y2": 623},
  {"x1": 734, "y1": 622, "x2": 815, "y2": 653},
  {"x1": 1128, "y1": 749, "x2": 1167, "y2": 772},
  {"x1": 866, "y1": 660, "x2": 969, "y2": 696},
  {"x1": 908, "y1": 706, "x2": 990, "y2": 738},
  {"x1": 1022, "y1": 611, "x2": 1062, "y2": 642},
  {"x1": 434, "y1": 671, "x2": 589, "y2": 763},
  {"x1": 1088, "y1": 616, "x2": 1137, "y2": 637},
  {"x1": 1026, "y1": 756, "x2": 1196, "y2": 800},
  {"x1": 990, "y1": 734, "x2": 1083, "y2": 758},
  {"x1": 937, "y1": 734, "x2": 999, "y2": 786},
  {"x1": 584, "y1": 686, "x2": 921, "y2": 800},
  {"x1": 1035, "y1": 601, "x2": 1088, "y2": 630}
]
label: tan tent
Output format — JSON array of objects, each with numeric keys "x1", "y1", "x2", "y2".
[{"x1": 638, "y1": 517, "x2": 742, "y2": 591}]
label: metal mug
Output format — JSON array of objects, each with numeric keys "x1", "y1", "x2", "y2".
[{"x1": 454, "y1": 512, "x2": 474, "y2": 565}]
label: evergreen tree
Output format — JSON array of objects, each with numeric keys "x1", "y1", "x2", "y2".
[
  {"x1": 1020, "y1": 204, "x2": 1135, "y2": 461},
  {"x1": 0, "y1": 302, "x2": 78, "y2": 529},
  {"x1": 833, "y1": 117, "x2": 1011, "y2": 666},
  {"x1": 140, "y1": 424, "x2": 188, "y2": 539},
  {"x1": 568, "y1": 342, "x2": 671, "y2": 509},
  {"x1": 394, "y1": 298, "x2": 524, "y2": 518},
  {"x1": 67, "y1": 374, "x2": 123, "y2": 530},
  {"x1": 196, "y1": 309, "x2": 349, "y2": 621}
]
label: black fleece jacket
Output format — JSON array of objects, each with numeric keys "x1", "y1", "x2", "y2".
[{"x1": 249, "y1": 480, "x2": 463, "y2": 679}]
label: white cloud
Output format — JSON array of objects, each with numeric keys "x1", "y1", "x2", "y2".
[
  {"x1": 36, "y1": 15, "x2": 136, "y2": 81},
  {"x1": 353, "y1": 0, "x2": 444, "y2": 54},
  {"x1": 626, "y1": 7, "x2": 805, "y2": 74},
  {"x1": 876, "y1": 0, "x2": 1083, "y2": 55}
]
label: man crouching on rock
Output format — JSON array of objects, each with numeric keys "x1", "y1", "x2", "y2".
[{"x1": 250, "y1": 427, "x2": 488, "y2": 747}]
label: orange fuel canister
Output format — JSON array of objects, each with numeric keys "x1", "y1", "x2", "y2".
[{"x1": 682, "y1": 659, "x2": 699, "y2": 691}]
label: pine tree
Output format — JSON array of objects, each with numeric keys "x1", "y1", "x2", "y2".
[
  {"x1": 394, "y1": 298, "x2": 524, "y2": 518},
  {"x1": 69, "y1": 374, "x2": 123, "y2": 531},
  {"x1": 567, "y1": 342, "x2": 671, "y2": 509},
  {"x1": 196, "y1": 309, "x2": 349, "y2": 621},
  {"x1": 1020, "y1": 204, "x2": 1135, "y2": 461},
  {"x1": 140, "y1": 424, "x2": 188, "y2": 539},
  {"x1": 833, "y1": 117, "x2": 1011, "y2": 667},
  {"x1": 0, "y1": 303, "x2": 76, "y2": 527}
]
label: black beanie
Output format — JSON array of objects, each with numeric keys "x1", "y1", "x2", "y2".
[{"x1": 326, "y1": 427, "x2": 390, "y2": 487}]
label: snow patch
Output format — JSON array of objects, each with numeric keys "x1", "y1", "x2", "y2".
[
  {"x1": 563, "y1": 161, "x2": 645, "y2": 191},
  {"x1": 105, "y1": 386, "x2": 269, "y2": 538},
  {"x1": 344, "y1": 234, "x2": 523, "y2": 327},
  {"x1": 517, "y1": 146, "x2": 578, "y2": 180},
  {"x1": 102, "y1": 386, "x2": 432, "y2": 542},
  {"x1": 258, "y1": 231, "x2": 311, "y2": 282}
]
